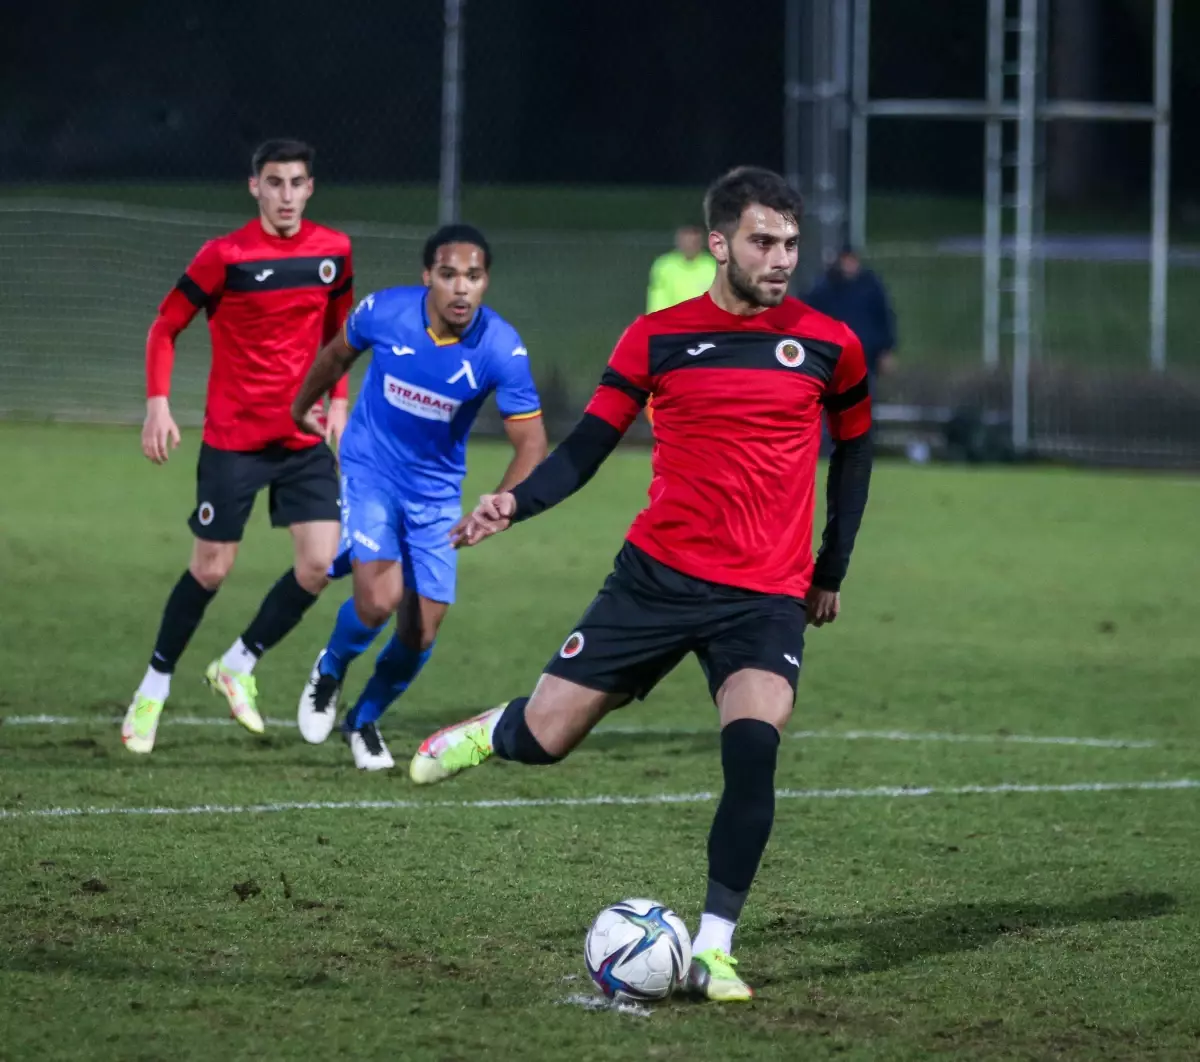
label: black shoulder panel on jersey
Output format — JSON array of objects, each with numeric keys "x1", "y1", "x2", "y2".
[
  {"x1": 823, "y1": 375, "x2": 869, "y2": 412},
  {"x1": 175, "y1": 274, "x2": 209, "y2": 308},
  {"x1": 224, "y1": 255, "x2": 349, "y2": 293},
  {"x1": 600, "y1": 367, "x2": 650, "y2": 406},
  {"x1": 647, "y1": 331, "x2": 843, "y2": 385}
]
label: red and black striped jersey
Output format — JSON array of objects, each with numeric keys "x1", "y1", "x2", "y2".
[
  {"x1": 147, "y1": 219, "x2": 353, "y2": 451},
  {"x1": 586, "y1": 293, "x2": 871, "y2": 599}
]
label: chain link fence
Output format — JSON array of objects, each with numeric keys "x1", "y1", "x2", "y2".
[{"x1": 1, "y1": 0, "x2": 1198, "y2": 466}]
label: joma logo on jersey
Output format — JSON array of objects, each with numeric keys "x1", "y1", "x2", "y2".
[{"x1": 383, "y1": 374, "x2": 461, "y2": 422}]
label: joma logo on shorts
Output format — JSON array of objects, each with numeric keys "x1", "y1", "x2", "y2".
[
  {"x1": 353, "y1": 530, "x2": 381, "y2": 552},
  {"x1": 383, "y1": 375, "x2": 461, "y2": 423}
]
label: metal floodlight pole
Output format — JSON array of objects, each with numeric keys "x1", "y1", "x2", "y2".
[
  {"x1": 1031, "y1": 0, "x2": 1050, "y2": 365},
  {"x1": 811, "y1": 0, "x2": 834, "y2": 268},
  {"x1": 849, "y1": 0, "x2": 870, "y2": 249},
  {"x1": 1011, "y1": 0, "x2": 1038, "y2": 454},
  {"x1": 783, "y1": 0, "x2": 804, "y2": 195},
  {"x1": 982, "y1": 0, "x2": 1004, "y2": 369},
  {"x1": 829, "y1": 0, "x2": 851, "y2": 256},
  {"x1": 438, "y1": 0, "x2": 465, "y2": 226},
  {"x1": 1149, "y1": 0, "x2": 1173, "y2": 372}
]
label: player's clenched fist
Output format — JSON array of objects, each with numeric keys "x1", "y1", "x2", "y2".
[
  {"x1": 449, "y1": 491, "x2": 517, "y2": 548},
  {"x1": 141, "y1": 396, "x2": 181, "y2": 464}
]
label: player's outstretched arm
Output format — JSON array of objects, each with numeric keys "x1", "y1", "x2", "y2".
[
  {"x1": 452, "y1": 318, "x2": 650, "y2": 548},
  {"x1": 291, "y1": 331, "x2": 365, "y2": 438},
  {"x1": 450, "y1": 413, "x2": 626, "y2": 549},
  {"x1": 450, "y1": 492, "x2": 518, "y2": 548}
]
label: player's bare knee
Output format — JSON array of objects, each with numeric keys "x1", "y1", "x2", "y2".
[
  {"x1": 716, "y1": 669, "x2": 794, "y2": 733},
  {"x1": 293, "y1": 559, "x2": 330, "y2": 595},
  {"x1": 354, "y1": 583, "x2": 400, "y2": 628},
  {"x1": 189, "y1": 541, "x2": 237, "y2": 590}
]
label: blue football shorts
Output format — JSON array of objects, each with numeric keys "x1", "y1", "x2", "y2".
[{"x1": 333, "y1": 473, "x2": 461, "y2": 604}]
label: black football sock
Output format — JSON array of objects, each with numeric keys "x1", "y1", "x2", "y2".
[
  {"x1": 239, "y1": 568, "x2": 320, "y2": 658},
  {"x1": 149, "y1": 570, "x2": 218, "y2": 673},
  {"x1": 491, "y1": 697, "x2": 562, "y2": 765},
  {"x1": 704, "y1": 718, "x2": 780, "y2": 922}
]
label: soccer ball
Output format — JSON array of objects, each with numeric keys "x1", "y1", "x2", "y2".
[{"x1": 584, "y1": 898, "x2": 691, "y2": 1002}]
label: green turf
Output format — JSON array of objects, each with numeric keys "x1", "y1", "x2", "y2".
[{"x1": 2, "y1": 424, "x2": 1200, "y2": 1060}]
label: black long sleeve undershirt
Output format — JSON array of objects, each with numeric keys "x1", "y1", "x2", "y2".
[
  {"x1": 509, "y1": 413, "x2": 623, "y2": 523},
  {"x1": 811, "y1": 431, "x2": 873, "y2": 592}
]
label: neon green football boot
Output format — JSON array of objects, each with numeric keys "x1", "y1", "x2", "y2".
[
  {"x1": 121, "y1": 694, "x2": 164, "y2": 754},
  {"x1": 685, "y1": 948, "x2": 754, "y2": 1002},
  {"x1": 409, "y1": 706, "x2": 504, "y2": 785},
  {"x1": 204, "y1": 659, "x2": 264, "y2": 734}
]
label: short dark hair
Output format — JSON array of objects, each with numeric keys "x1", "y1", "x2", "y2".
[
  {"x1": 423, "y1": 224, "x2": 492, "y2": 269},
  {"x1": 251, "y1": 139, "x2": 315, "y2": 177},
  {"x1": 703, "y1": 166, "x2": 804, "y2": 235}
]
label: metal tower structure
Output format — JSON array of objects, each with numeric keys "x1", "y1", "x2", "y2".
[{"x1": 786, "y1": 0, "x2": 1174, "y2": 454}]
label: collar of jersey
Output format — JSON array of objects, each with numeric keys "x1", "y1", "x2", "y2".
[{"x1": 421, "y1": 295, "x2": 483, "y2": 347}]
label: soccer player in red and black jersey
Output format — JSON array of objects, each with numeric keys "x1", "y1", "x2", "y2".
[
  {"x1": 122, "y1": 139, "x2": 355, "y2": 756},
  {"x1": 408, "y1": 167, "x2": 873, "y2": 1000}
]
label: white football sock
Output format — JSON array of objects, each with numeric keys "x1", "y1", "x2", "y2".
[
  {"x1": 137, "y1": 666, "x2": 171, "y2": 703},
  {"x1": 221, "y1": 638, "x2": 259, "y2": 675},
  {"x1": 692, "y1": 912, "x2": 736, "y2": 956}
]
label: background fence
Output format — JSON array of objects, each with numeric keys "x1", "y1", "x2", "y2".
[{"x1": 2, "y1": 0, "x2": 1199, "y2": 467}]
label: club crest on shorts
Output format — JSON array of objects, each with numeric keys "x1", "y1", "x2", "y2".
[
  {"x1": 318, "y1": 258, "x2": 337, "y2": 284},
  {"x1": 559, "y1": 631, "x2": 585, "y2": 659},
  {"x1": 198, "y1": 501, "x2": 215, "y2": 526},
  {"x1": 775, "y1": 339, "x2": 806, "y2": 368}
]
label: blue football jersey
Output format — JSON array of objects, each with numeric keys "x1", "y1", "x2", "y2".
[{"x1": 337, "y1": 286, "x2": 541, "y2": 501}]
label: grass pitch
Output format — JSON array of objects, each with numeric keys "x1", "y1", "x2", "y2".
[{"x1": 2, "y1": 424, "x2": 1199, "y2": 1060}]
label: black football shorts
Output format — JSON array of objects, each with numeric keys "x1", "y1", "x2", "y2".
[
  {"x1": 543, "y1": 542, "x2": 807, "y2": 703},
  {"x1": 189, "y1": 441, "x2": 340, "y2": 542}
]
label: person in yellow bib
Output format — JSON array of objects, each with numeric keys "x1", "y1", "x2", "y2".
[
  {"x1": 645, "y1": 226, "x2": 718, "y2": 426},
  {"x1": 647, "y1": 225, "x2": 718, "y2": 313}
]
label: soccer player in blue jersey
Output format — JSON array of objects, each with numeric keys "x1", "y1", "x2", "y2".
[{"x1": 289, "y1": 225, "x2": 547, "y2": 769}]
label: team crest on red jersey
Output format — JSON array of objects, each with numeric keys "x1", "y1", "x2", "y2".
[
  {"x1": 318, "y1": 258, "x2": 337, "y2": 284},
  {"x1": 775, "y1": 339, "x2": 806, "y2": 368},
  {"x1": 559, "y1": 631, "x2": 585, "y2": 659}
]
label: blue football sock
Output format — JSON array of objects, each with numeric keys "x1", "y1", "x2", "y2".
[
  {"x1": 322, "y1": 597, "x2": 385, "y2": 681},
  {"x1": 345, "y1": 636, "x2": 434, "y2": 729}
]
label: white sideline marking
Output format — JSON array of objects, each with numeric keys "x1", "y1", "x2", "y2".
[
  {"x1": 559, "y1": 993, "x2": 652, "y2": 1017},
  {"x1": 1, "y1": 779, "x2": 1196, "y2": 822},
  {"x1": 4, "y1": 714, "x2": 301, "y2": 729},
  {"x1": 1, "y1": 714, "x2": 1158, "y2": 749},
  {"x1": 602, "y1": 725, "x2": 1158, "y2": 750}
]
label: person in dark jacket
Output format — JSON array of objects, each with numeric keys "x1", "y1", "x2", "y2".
[{"x1": 806, "y1": 246, "x2": 897, "y2": 384}]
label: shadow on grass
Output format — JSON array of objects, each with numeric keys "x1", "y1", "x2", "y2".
[{"x1": 756, "y1": 891, "x2": 1178, "y2": 980}]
